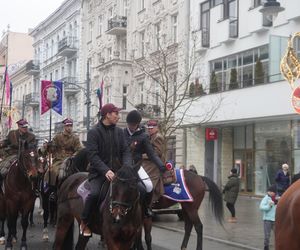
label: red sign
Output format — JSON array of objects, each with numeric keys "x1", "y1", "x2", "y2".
[
  {"x1": 292, "y1": 86, "x2": 300, "y2": 114},
  {"x1": 205, "y1": 128, "x2": 218, "y2": 141}
]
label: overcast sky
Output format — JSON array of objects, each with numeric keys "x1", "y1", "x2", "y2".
[{"x1": 0, "y1": 0, "x2": 64, "y2": 35}]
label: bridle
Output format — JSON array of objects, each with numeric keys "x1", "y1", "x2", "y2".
[{"x1": 109, "y1": 175, "x2": 140, "y2": 218}]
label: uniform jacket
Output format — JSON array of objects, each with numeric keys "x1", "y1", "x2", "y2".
[
  {"x1": 2, "y1": 130, "x2": 36, "y2": 154},
  {"x1": 86, "y1": 122, "x2": 132, "y2": 180},
  {"x1": 223, "y1": 174, "x2": 240, "y2": 204},
  {"x1": 259, "y1": 194, "x2": 276, "y2": 221},
  {"x1": 123, "y1": 127, "x2": 164, "y2": 171},
  {"x1": 147, "y1": 132, "x2": 165, "y2": 163},
  {"x1": 52, "y1": 131, "x2": 82, "y2": 160}
]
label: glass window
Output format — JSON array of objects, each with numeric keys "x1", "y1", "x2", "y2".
[
  {"x1": 259, "y1": 45, "x2": 269, "y2": 60},
  {"x1": 213, "y1": 61, "x2": 222, "y2": 71},
  {"x1": 172, "y1": 14, "x2": 178, "y2": 44},
  {"x1": 228, "y1": 56, "x2": 236, "y2": 68},
  {"x1": 234, "y1": 126, "x2": 245, "y2": 149},
  {"x1": 246, "y1": 125, "x2": 253, "y2": 149},
  {"x1": 243, "y1": 50, "x2": 253, "y2": 65}
]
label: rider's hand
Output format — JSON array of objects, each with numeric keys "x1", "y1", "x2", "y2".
[{"x1": 105, "y1": 170, "x2": 115, "y2": 181}]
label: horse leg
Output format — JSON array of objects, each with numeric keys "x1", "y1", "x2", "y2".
[
  {"x1": 5, "y1": 213, "x2": 17, "y2": 250},
  {"x1": 144, "y1": 217, "x2": 152, "y2": 250},
  {"x1": 29, "y1": 206, "x2": 34, "y2": 227},
  {"x1": 75, "y1": 234, "x2": 90, "y2": 250},
  {"x1": 49, "y1": 199, "x2": 57, "y2": 226},
  {"x1": 41, "y1": 190, "x2": 50, "y2": 241},
  {"x1": 53, "y1": 214, "x2": 74, "y2": 250},
  {"x1": 180, "y1": 210, "x2": 194, "y2": 250},
  {"x1": 0, "y1": 219, "x2": 5, "y2": 245},
  {"x1": 20, "y1": 213, "x2": 30, "y2": 250}
]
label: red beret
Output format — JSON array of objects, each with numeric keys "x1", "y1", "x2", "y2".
[
  {"x1": 62, "y1": 118, "x2": 73, "y2": 126},
  {"x1": 147, "y1": 120, "x2": 158, "y2": 128},
  {"x1": 100, "y1": 103, "x2": 122, "y2": 116},
  {"x1": 16, "y1": 119, "x2": 29, "y2": 128}
]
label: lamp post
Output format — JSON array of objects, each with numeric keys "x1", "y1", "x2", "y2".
[{"x1": 259, "y1": 0, "x2": 285, "y2": 20}]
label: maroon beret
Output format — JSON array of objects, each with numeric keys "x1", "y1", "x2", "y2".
[
  {"x1": 147, "y1": 120, "x2": 158, "y2": 128},
  {"x1": 16, "y1": 119, "x2": 29, "y2": 128},
  {"x1": 100, "y1": 103, "x2": 122, "y2": 116},
  {"x1": 62, "y1": 118, "x2": 73, "y2": 126}
]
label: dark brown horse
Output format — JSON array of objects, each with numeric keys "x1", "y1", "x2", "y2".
[
  {"x1": 53, "y1": 166, "x2": 142, "y2": 250},
  {"x1": 275, "y1": 180, "x2": 300, "y2": 250},
  {"x1": 4, "y1": 147, "x2": 39, "y2": 250},
  {"x1": 0, "y1": 188, "x2": 5, "y2": 245},
  {"x1": 137, "y1": 170, "x2": 223, "y2": 250}
]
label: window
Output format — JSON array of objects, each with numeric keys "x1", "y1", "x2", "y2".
[
  {"x1": 98, "y1": 15, "x2": 103, "y2": 36},
  {"x1": 139, "y1": 0, "x2": 145, "y2": 11},
  {"x1": 107, "y1": 47, "x2": 112, "y2": 61},
  {"x1": 139, "y1": 82, "x2": 144, "y2": 103},
  {"x1": 121, "y1": 40, "x2": 127, "y2": 60},
  {"x1": 122, "y1": 85, "x2": 127, "y2": 109},
  {"x1": 123, "y1": 0, "x2": 129, "y2": 16},
  {"x1": 105, "y1": 86, "x2": 111, "y2": 104},
  {"x1": 171, "y1": 15, "x2": 178, "y2": 44},
  {"x1": 200, "y1": 1, "x2": 210, "y2": 47},
  {"x1": 212, "y1": 0, "x2": 223, "y2": 6},
  {"x1": 252, "y1": 0, "x2": 261, "y2": 8},
  {"x1": 223, "y1": 0, "x2": 236, "y2": 19},
  {"x1": 140, "y1": 31, "x2": 145, "y2": 57},
  {"x1": 108, "y1": 7, "x2": 113, "y2": 18},
  {"x1": 88, "y1": 22, "x2": 93, "y2": 41},
  {"x1": 155, "y1": 22, "x2": 161, "y2": 50}
]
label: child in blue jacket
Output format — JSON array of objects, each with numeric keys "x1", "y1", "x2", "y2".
[{"x1": 259, "y1": 184, "x2": 277, "y2": 250}]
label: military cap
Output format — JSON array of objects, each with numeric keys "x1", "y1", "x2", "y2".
[
  {"x1": 62, "y1": 118, "x2": 73, "y2": 126},
  {"x1": 147, "y1": 120, "x2": 158, "y2": 128},
  {"x1": 16, "y1": 119, "x2": 29, "y2": 128},
  {"x1": 100, "y1": 103, "x2": 122, "y2": 117}
]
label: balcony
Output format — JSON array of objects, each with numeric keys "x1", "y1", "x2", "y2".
[
  {"x1": 193, "y1": 29, "x2": 209, "y2": 53},
  {"x1": 106, "y1": 16, "x2": 127, "y2": 36},
  {"x1": 60, "y1": 77, "x2": 81, "y2": 96},
  {"x1": 25, "y1": 60, "x2": 40, "y2": 75},
  {"x1": 57, "y1": 37, "x2": 78, "y2": 57},
  {"x1": 219, "y1": 17, "x2": 238, "y2": 44},
  {"x1": 25, "y1": 92, "x2": 39, "y2": 107}
]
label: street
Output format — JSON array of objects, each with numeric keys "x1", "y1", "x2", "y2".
[{"x1": 0, "y1": 204, "x2": 242, "y2": 250}]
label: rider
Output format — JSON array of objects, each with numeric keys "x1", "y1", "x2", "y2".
[
  {"x1": 44, "y1": 118, "x2": 82, "y2": 190},
  {"x1": 80, "y1": 103, "x2": 132, "y2": 237},
  {"x1": 124, "y1": 110, "x2": 166, "y2": 217},
  {"x1": 0, "y1": 119, "x2": 36, "y2": 185},
  {"x1": 143, "y1": 119, "x2": 165, "y2": 203}
]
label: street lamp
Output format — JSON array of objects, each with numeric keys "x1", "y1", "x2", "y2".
[{"x1": 259, "y1": 0, "x2": 285, "y2": 20}]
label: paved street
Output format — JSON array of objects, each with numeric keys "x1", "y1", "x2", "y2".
[{"x1": 0, "y1": 195, "x2": 272, "y2": 249}]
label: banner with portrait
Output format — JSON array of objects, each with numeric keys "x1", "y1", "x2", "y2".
[{"x1": 41, "y1": 80, "x2": 63, "y2": 115}]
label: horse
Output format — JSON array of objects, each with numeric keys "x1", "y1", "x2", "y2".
[
  {"x1": 275, "y1": 180, "x2": 300, "y2": 250},
  {"x1": 4, "y1": 146, "x2": 39, "y2": 250},
  {"x1": 136, "y1": 170, "x2": 224, "y2": 250},
  {"x1": 53, "y1": 166, "x2": 142, "y2": 250},
  {"x1": 0, "y1": 188, "x2": 5, "y2": 245},
  {"x1": 40, "y1": 147, "x2": 89, "y2": 241}
]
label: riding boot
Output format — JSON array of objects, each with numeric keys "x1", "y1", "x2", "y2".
[{"x1": 144, "y1": 191, "x2": 154, "y2": 218}]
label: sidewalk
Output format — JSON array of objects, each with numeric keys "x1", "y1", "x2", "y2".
[{"x1": 153, "y1": 195, "x2": 273, "y2": 250}]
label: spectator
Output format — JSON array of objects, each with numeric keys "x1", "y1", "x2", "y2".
[
  {"x1": 223, "y1": 168, "x2": 240, "y2": 223},
  {"x1": 259, "y1": 184, "x2": 277, "y2": 250},
  {"x1": 275, "y1": 163, "x2": 291, "y2": 196}
]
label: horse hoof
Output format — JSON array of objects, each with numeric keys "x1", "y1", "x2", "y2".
[
  {"x1": 20, "y1": 245, "x2": 27, "y2": 250},
  {"x1": 0, "y1": 238, "x2": 5, "y2": 245},
  {"x1": 42, "y1": 235, "x2": 49, "y2": 242},
  {"x1": 12, "y1": 237, "x2": 17, "y2": 243}
]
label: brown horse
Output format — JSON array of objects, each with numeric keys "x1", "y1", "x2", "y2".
[
  {"x1": 275, "y1": 180, "x2": 300, "y2": 250},
  {"x1": 137, "y1": 170, "x2": 224, "y2": 250},
  {"x1": 53, "y1": 166, "x2": 142, "y2": 250},
  {"x1": 4, "y1": 147, "x2": 39, "y2": 250},
  {"x1": 0, "y1": 189, "x2": 5, "y2": 245}
]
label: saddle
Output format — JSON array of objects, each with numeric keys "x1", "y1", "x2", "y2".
[
  {"x1": 0, "y1": 155, "x2": 18, "y2": 178},
  {"x1": 162, "y1": 169, "x2": 177, "y2": 185}
]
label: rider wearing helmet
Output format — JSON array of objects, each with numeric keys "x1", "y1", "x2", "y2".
[{"x1": 124, "y1": 110, "x2": 166, "y2": 217}]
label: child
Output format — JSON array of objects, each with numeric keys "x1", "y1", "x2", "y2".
[{"x1": 259, "y1": 184, "x2": 277, "y2": 250}]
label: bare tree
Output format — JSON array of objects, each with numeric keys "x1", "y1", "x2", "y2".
[{"x1": 131, "y1": 32, "x2": 222, "y2": 159}]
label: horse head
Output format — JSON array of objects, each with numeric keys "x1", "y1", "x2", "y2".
[
  {"x1": 19, "y1": 149, "x2": 39, "y2": 179},
  {"x1": 109, "y1": 166, "x2": 140, "y2": 223}
]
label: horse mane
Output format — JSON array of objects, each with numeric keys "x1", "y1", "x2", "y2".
[{"x1": 116, "y1": 166, "x2": 138, "y2": 181}]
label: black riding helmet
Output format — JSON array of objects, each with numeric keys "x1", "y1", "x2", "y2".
[{"x1": 126, "y1": 110, "x2": 142, "y2": 124}]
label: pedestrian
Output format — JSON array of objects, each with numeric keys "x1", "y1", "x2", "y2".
[
  {"x1": 124, "y1": 111, "x2": 166, "y2": 217},
  {"x1": 259, "y1": 184, "x2": 277, "y2": 250},
  {"x1": 223, "y1": 168, "x2": 240, "y2": 223},
  {"x1": 275, "y1": 163, "x2": 291, "y2": 196},
  {"x1": 80, "y1": 103, "x2": 132, "y2": 236},
  {"x1": 143, "y1": 119, "x2": 165, "y2": 203}
]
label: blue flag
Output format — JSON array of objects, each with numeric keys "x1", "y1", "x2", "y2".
[{"x1": 52, "y1": 81, "x2": 63, "y2": 115}]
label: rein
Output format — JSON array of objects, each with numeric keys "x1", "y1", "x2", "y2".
[{"x1": 109, "y1": 176, "x2": 140, "y2": 217}]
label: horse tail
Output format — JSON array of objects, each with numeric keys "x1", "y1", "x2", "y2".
[
  {"x1": 62, "y1": 220, "x2": 74, "y2": 250},
  {"x1": 201, "y1": 176, "x2": 224, "y2": 225}
]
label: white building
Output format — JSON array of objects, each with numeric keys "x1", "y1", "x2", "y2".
[
  {"x1": 29, "y1": 0, "x2": 82, "y2": 142},
  {"x1": 180, "y1": 0, "x2": 300, "y2": 195}
]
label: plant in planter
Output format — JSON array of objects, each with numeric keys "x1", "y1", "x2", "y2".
[
  {"x1": 229, "y1": 68, "x2": 238, "y2": 90},
  {"x1": 189, "y1": 82, "x2": 195, "y2": 97},
  {"x1": 210, "y1": 71, "x2": 218, "y2": 93},
  {"x1": 194, "y1": 78, "x2": 205, "y2": 96},
  {"x1": 255, "y1": 57, "x2": 264, "y2": 85}
]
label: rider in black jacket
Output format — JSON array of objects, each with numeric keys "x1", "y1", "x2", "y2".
[
  {"x1": 124, "y1": 110, "x2": 165, "y2": 217},
  {"x1": 80, "y1": 103, "x2": 132, "y2": 236}
]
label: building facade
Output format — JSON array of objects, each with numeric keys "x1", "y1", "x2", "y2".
[
  {"x1": 179, "y1": 0, "x2": 300, "y2": 195},
  {"x1": 29, "y1": 0, "x2": 82, "y2": 141}
]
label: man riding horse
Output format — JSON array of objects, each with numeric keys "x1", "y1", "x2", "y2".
[
  {"x1": 43, "y1": 118, "x2": 82, "y2": 189},
  {"x1": 124, "y1": 111, "x2": 166, "y2": 217},
  {"x1": 0, "y1": 119, "x2": 37, "y2": 186},
  {"x1": 80, "y1": 103, "x2": 132, "y2": 237}
]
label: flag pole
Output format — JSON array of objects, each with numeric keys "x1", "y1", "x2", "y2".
[{"x1": 49, "y1": 78, "x2": 53, "y2": 142}]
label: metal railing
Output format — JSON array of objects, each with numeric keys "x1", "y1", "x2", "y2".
[
  {"x1": 201, "y1": 28, "x2": 210, "y2": 48},
  {"x1": 25, "y1": 60, "x2": 40, "y2": 71},
  {"x1": 57, "y1": 37, "x2": 78, "y2": 53},
  {"x1": 25, "y1": 92, "x2": 39, "y2": 105},
  {"x1": 107, "y1": 16, "x2": 127, "y2": 31}
]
